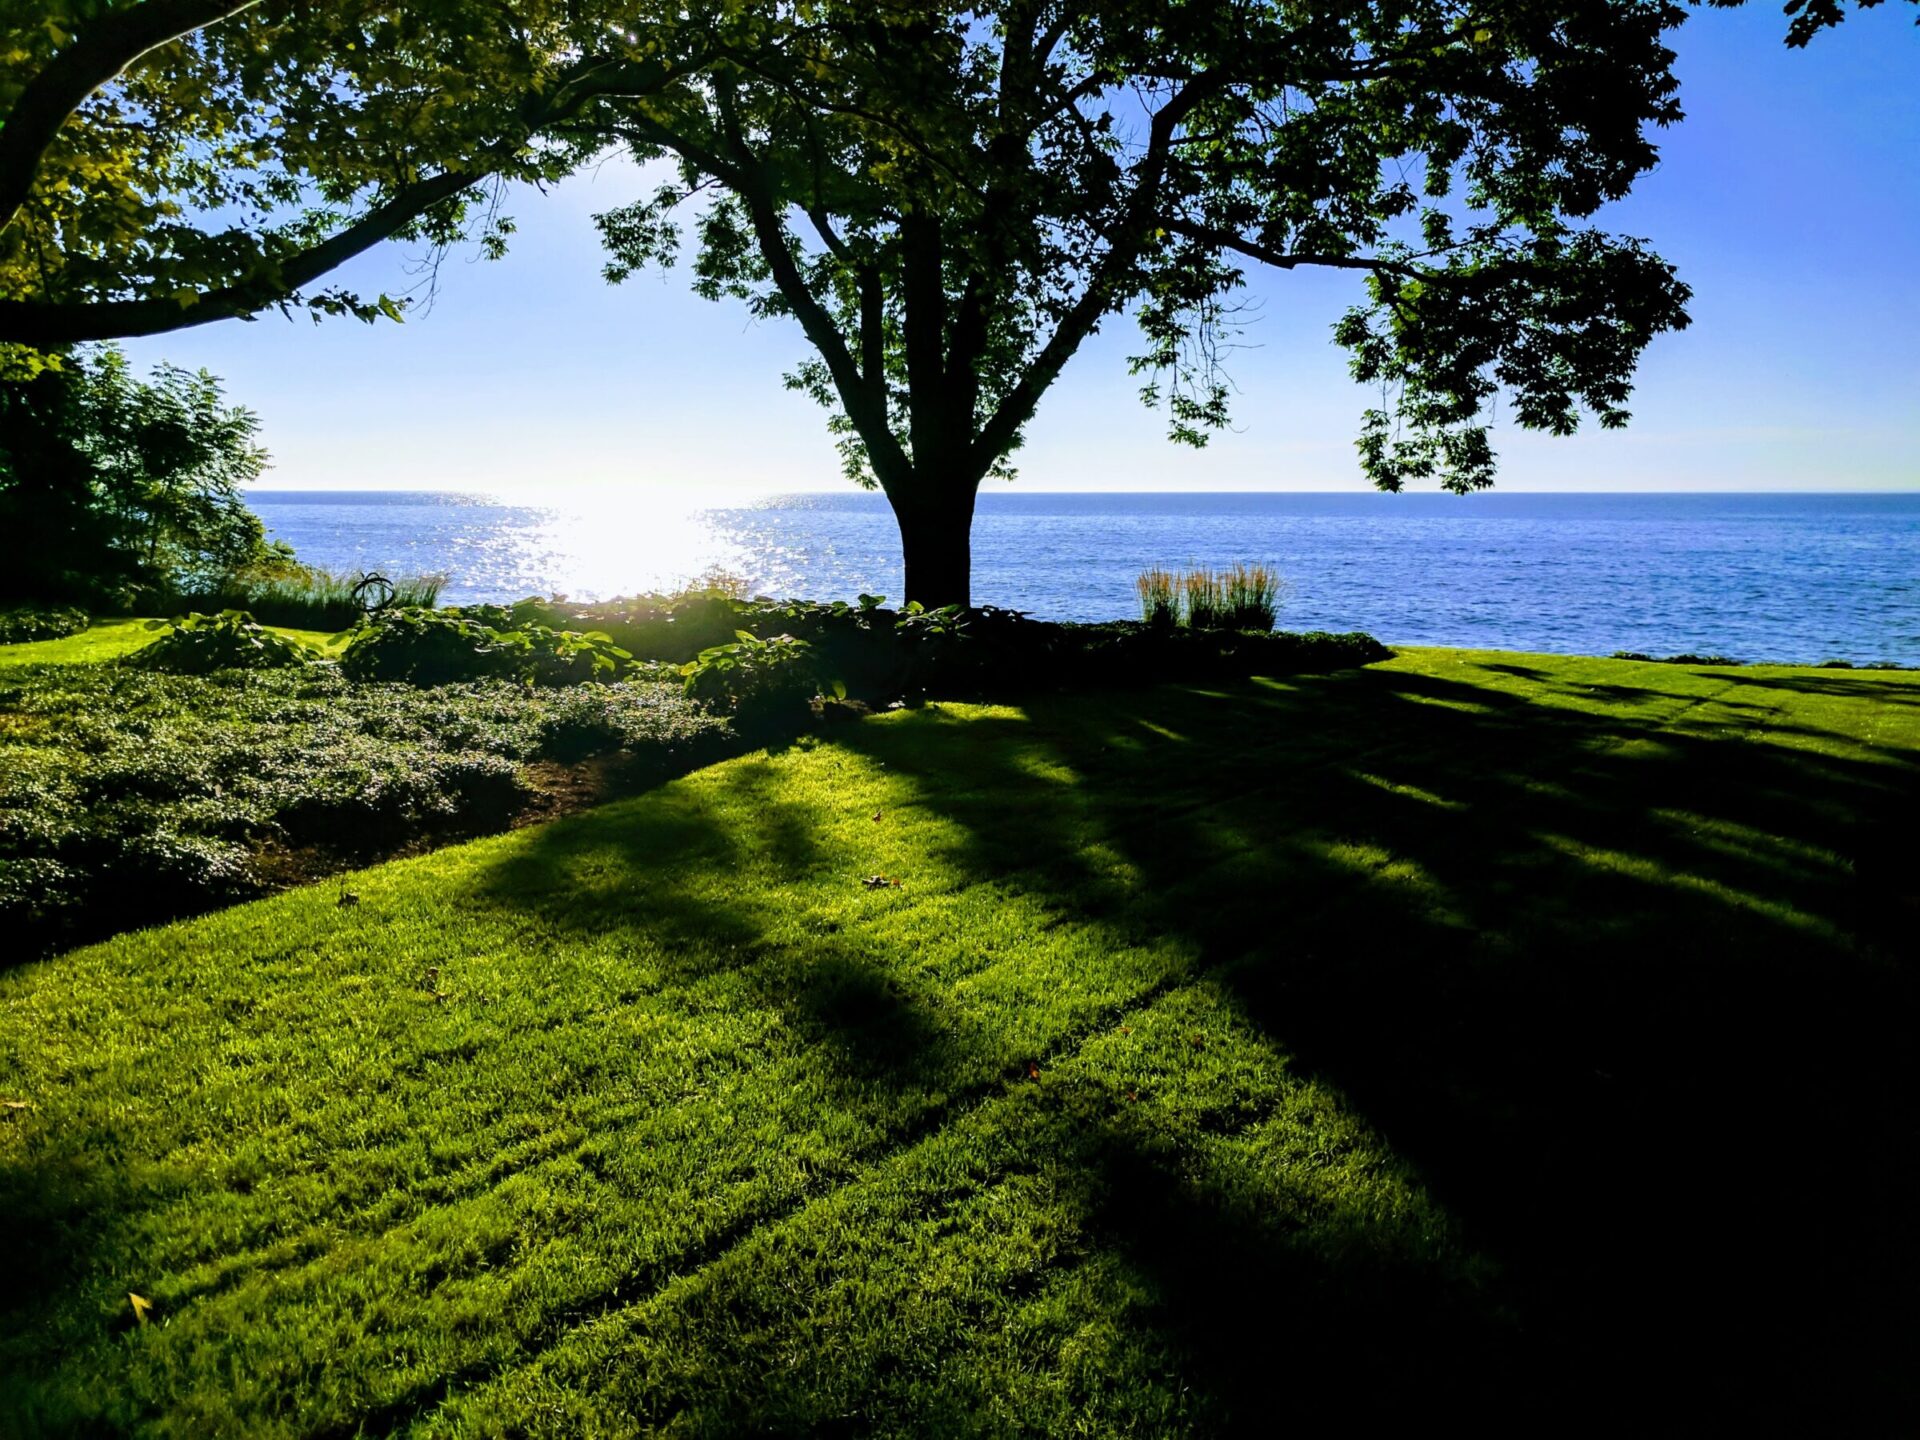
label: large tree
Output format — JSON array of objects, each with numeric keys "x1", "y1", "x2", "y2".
[
  {"x1": 0, "y1": 0, "x2": 705, "y2": 357},
  {"x1": 585, "y1": 0, "x2": 1907, "y2": 607}
]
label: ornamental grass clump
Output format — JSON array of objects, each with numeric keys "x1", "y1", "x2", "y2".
[
  {"x1": 1135, "y1": 568, "x2": 1177, "y2": 627},
  {"x1": 1222, "y1": 562, "x2": 1283, "y2": 631},
  {"x1": 1181, "y1": 567, "x2": 1226, "y2": 630},
  {"x1": 167, "y1": 569, "x2": 446, "y2": 630}
]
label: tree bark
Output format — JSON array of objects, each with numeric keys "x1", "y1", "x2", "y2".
[{"x1": 891, "y1": 479, "x2": 979, "y2": 610}]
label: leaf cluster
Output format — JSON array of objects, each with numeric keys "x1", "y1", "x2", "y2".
[
  {"x1": 338, "y1": 604, "x2": 636, "y2": 686},
  {"x1": 680, "y1": 629, "x2": 820, "y2": 725},
  {"x1": 126, "y1": 608, "x2": 317, "y2": 674}
]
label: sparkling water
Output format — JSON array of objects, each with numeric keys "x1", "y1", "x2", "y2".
[{"x1": 249, "y1": 490, "x2": 1920, "y2": 665}]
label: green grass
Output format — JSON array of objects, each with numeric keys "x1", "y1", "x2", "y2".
[
  {"x1": 2, "y1": 648, "x2": 1917, "y2": 1432},
  {"x1": 0, "y1": 619, "x2": 347, "y2": 667}
]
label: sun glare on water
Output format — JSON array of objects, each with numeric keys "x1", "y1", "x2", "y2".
[{"x1": 496, "y1": 485, "x2": 760, "y2": 601}]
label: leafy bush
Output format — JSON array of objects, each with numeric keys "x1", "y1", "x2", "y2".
[
  {"x1": 0, "y1": 665, "x2": 737, "y2": 961},
  {"x1": 340, "y1": 605, "x2": 632, "y2": 686},
  {"x1": 0, "y1": 347, "x2": 277, "y2": 608},
  {"x1": 0, "y1": 605, "x2": 89, "y2": 644},
  {"x1": 682, "y1": 632, "x2": 819, "y2": 725},
  {"x1": 1611, "y1": 651, "x2": 1743, "y2": 667},
  {"x1": 127, "y1": 611, "x2": 317, "y2": 674}
]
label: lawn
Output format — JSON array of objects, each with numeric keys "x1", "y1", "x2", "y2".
[
  {"x1": 2, "y1": 648, "x2": 1915, "y2": 1433},
  {"x1": 0, "y1": 619, "x2": 347, "y2": 668}
]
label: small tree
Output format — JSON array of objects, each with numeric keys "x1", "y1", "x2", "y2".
[{"x1": 0, "y1": 347, "x2": 274, "y2": 604}]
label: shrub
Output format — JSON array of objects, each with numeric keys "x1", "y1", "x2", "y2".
[
  {"x1": 339, "y1": 605, "x2": 632, "y2": 686},
  {"x1": 1181, "y1": 567, "x2": 1226, "y2": 630},
  {"x1": 1043, "y1": 624, "x2": 1389, "y2": 687},
  {"x1": 682, "y1": 631, "x2": 818, "y2": 726},
  {"x1": 1610, "y1": 651, "x2": 1742, "y2": 667},
  {"x1": 1222, "y1": 562, "x2": 1283, "y2": 631},
  {"x1": 1135, "y1": 569, "x2": 1177, "y2": 627},
  {"x1": 127, "y1": 611, "x2": 317, "y2": 674},
  {"x1": 0, "y1": 605, "x2": 89, "y2": 644}
]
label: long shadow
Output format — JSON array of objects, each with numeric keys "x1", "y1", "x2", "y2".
[
  {"x1": 825, "y1": 665, "x2": 1920, "y2": 1425},
  {"x1": 13, "y1": 662, "x2": 1914, "y2": 1431},
  {"x1": 465, "y1": 664, "x2": 1920, "y2": 1421}
]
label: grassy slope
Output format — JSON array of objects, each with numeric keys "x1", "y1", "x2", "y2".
[
  {"x1": 2, "y1": 648, "x2": 1916, "y2": 1433},
  {"x1": 0, "y1": 620, "x2": 347, "y2": 667}
]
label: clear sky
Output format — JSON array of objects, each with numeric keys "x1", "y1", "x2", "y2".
[{"x1": 122, "y1": 4, "x2": 1919, "y2": 496}]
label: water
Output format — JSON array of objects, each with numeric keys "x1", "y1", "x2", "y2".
[{"x1": 249, "y1": 490, "x2": 1920, "y2": 665}]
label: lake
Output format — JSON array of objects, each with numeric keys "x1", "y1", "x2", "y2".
[{"x1": 248, "y1": 490, "x2": 1920, "y2": 665}]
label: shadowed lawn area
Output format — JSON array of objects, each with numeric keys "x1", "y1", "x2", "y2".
[
  {"x1": 2, "y1": 648, "x2": 1915, "y2": 1433},
  {"x1": 0, "y1": 620, "x2": 348, "y2": 667}
]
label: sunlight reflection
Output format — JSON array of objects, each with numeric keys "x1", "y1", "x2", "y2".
[{"x1": 503, "y1": 485, "x2": 755, "y2": 600}]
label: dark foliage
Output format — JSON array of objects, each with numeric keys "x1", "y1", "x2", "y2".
[
  {"x1": 0, "y1": 604, "x2": 87, "y2": 643},
  {"x1": 554, "y1": 593, "x2": 1389, "y2": 703},
  {"x1": 339, "y1": 604, "x2": 634, "y2": 686},
  {"x1": 1611, "y1": 650, "x2": 1742, "y2": 666},
  {"x1": 0, "y1": 347, "x2": 275, "y2": 608},
  {"x1": 0, "y1": 665, "x2": 735, "y2": 962},
  {"x1": 126, "y1": 611, "x2": 318, "y2": 674}
]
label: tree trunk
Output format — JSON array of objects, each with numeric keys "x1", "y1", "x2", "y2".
[{"x1": 891, "y1": 481, "x2": 979, "y2": 610}]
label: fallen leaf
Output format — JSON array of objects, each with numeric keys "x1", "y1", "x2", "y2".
[
  {"x1": 128, "y1": 1293, "x2": 154, "y2": 1325},
  {"x1": 1126, "y1": 1089, "x2": 1139, "y2": 1102},
  {"x1": 1026, "y1": 1060, "x2": 1042, "y2": 1080}
]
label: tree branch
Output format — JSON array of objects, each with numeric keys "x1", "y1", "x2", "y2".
[
  {"x1": 0, "y1": 169, "x2": 475, "y2": 346},
  {"x1": 970, "y1": 78, "x2": 1218, "y2": 470},
  {"x1": 0, "y1": 0, "x2": 262, "y2": 233},
  {"x1": 1159, "y1": 216, "x2": 1446, "y2": 281},
  {"x1": 712, "y1": 78, "x2": 910, "y2": 483}
]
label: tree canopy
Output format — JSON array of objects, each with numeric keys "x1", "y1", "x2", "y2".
[
  {"x1": 0, "y1": 0, "x2": 705, "y2": 360},
  {"x1": 583, "y1": 0, "x2": 1716, "y2": 602}
]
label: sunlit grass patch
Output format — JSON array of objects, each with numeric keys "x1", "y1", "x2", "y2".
[{"x1": 2, "y1": 647, "x2": 1916, "y2": 1431}]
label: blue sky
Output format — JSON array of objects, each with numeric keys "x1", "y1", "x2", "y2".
[{"x1": 124, "y1": 4, "x2": 1919, "y2": 495}]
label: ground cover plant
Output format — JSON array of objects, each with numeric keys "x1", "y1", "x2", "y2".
[
  {"x1": 1, "y1": 649, "x2": 1914, "y2": 1432},
  {"x1": 0, "y1": 661, "x2": 735, "y2": 962},
  {"x1": 539, "y1": 591, "x2": 1378, "y2": 698}
]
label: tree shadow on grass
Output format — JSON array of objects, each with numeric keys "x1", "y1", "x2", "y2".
[
  {"x1": 20, "y1": 661, "x2": 1909, "y2": 1433},
  {"x1": 436, "y1": 660, "x2": 1918, "y2": 1427},
  {"x1": 817, "y1": 664, "x2": 1920, "y2": 1425}
]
